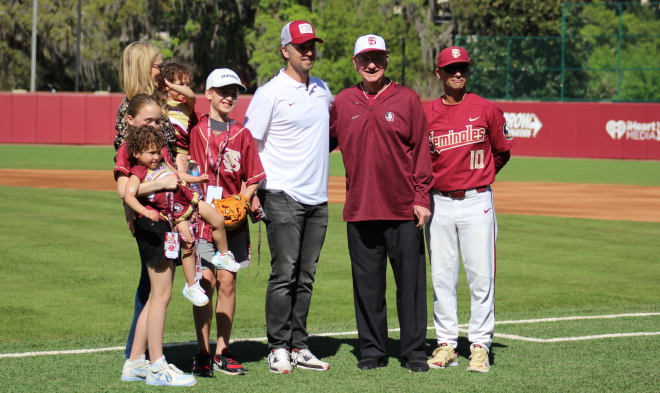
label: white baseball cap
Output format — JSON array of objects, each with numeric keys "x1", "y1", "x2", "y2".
[
  {"x1": 205, "y1": 68, "x2": 246, "y2": 91},
  {"x1": 354, "y1": 34, "x2": 389, "y2": 56}
]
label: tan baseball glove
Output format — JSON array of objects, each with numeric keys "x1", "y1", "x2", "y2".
[{"x1": 212, "y1": 194, "x2": 250, "y2": 230}]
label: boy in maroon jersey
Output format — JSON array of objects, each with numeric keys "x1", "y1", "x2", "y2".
[
  {"x1": 330, "y1": 34, "x2": 433, "y2": 373},
  {"x1": 186, "y1": 68, "x2": 266, "y2": 377},
  {"x1": 424, "y1": 46, "x2": 513, "y2": 373}
]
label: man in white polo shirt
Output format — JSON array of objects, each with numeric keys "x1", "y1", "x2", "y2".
[{"x1": 244, "y1": 20, "x2": 333, "y2": 374}]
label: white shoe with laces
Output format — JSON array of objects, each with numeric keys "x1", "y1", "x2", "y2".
[
  {"x1": 120, "y1": 354, "x2": 150, "y2": 381},
  {"x1": 291, "y1": 348, "x2": 330, "y2": 371},
  {"x1": 267, "y1": 348, "x2": 293, "y2": 374},
  {"x1": 182, "y1": 281, "x2": 209, "y2": 307},
  {"x1": 146, "y1": 357, "x2": 197, "y2": 386}
]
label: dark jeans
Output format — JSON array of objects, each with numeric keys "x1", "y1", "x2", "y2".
[
  {"x1": 258, "y1": 190, "x2": 328, "y2": 350},
  {"x1": 347, "y1": 220, "x2": 427, "y2": 362},
  {"x1": 124, "y1": 260, "x2": 150, "y2": 359}
]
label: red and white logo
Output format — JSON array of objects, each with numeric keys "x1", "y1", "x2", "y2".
[
  {"x1": 451, "y1": 48, "x2": 461, "y2": 58},
  {"x1": 384, "y1": 112, "x2": 395, "y2": 122},
  {"x1": 429, "y1": 124, "x2": 486, "y2": 153}
]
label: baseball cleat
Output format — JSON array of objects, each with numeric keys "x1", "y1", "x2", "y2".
[
  {"x1": 467, "y1": 344, "x2": 490, "y2": 373},
  {"x1": 428, "y1": 343, "x2": 459, "y2": 369}
]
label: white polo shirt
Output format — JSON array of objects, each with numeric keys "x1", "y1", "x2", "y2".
[{"x1": 244, "y1": 69, "x2": 334, "y2": 205}]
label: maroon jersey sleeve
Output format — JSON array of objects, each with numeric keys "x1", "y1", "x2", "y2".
[
  {"x1": 113, "y1": 144, "x2": 131, "y2": 180},
  {"x1": 239, "y1": 127, "x2": 267, "y2": 186},
  {"x1": 485, "y1": 102, "x2": 513, "y2": 172},
  {"x1": 129, "y1": 165, "x2": 148, "y2": 181},
  {"x1": 162, "y1": 147, "x2": 175, "y2": 167}
]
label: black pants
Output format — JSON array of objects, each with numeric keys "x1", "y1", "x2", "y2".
[
  {"x1": 259, "y1": 190, "x2": 328, "y2": 350},
  {"x1": 347, "y1": 220, "x2": 427, "y2": 362}
]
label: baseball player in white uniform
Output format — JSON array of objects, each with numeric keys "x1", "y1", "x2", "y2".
[{"x1": 424, "y1": 46, "x2": 513, "y2": 373}]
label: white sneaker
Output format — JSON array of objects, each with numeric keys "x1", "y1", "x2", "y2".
[
  {"x1": 120, "y1": 354, "x2": 150, "y2": 381},
  {"x1": 211, "y1": 250, "x2": 241, "y2": 272},
  {"x1": 291, "y1": 348, "x2": 330, "y2": 371},
  {"x1": 267, "y1": 348, "x2": 292, "y2": 374},
  {"x1": 182, "y1": 282, "x2": 209, "y2": 307},
  {"x1": 146, "y1": 357, "x2": 197, "y2": 387}
]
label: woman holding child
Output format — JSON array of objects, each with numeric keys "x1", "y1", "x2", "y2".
[{"x1": 114, "y1": 41, "x2": 201, "y2": 387}]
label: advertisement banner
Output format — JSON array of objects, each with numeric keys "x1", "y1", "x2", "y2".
[{"x1": 0, "y1": 93, "x2": 658, "y2": 160}]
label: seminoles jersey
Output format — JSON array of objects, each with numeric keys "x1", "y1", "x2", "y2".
[{"x1": 424, "y1": 93, "x2": 513, "y2": 191}]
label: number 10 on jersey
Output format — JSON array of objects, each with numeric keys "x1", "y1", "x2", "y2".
[{"x1": 470, "y1": 149, "x2": 485, "y2": 170}]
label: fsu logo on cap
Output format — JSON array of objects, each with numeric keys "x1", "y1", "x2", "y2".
[
  {"x1": 385, "y1": 112, "x2": 395, "y2": 122},
  {"x1": 367, "y1": 36, "x2": 377, "y2": 46},
  {"x1": 451, "y1": 48, "x2": 461, "y2": 58},
  {"x1": 298, "y1": 23, "x2": 313, "y2": 34}
]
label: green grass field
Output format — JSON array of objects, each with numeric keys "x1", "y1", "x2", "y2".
[
  {"x1": 2, "y1": 144, "x2": 660, "y2": 185},
  {"x1": 0, "y1": 145, "x2": 659, "y2": 392}
]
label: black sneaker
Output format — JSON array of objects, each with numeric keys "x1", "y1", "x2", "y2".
[
  {"x1": 405, "y1": 359, "x2": 430, "y2": 373},
  {"x1": 213, "y1": 352, "x2": 247, "y2": 376},
  {"x1": 192, "y1": 352, "x2": 213, "y2": 378},
  {"x1": 357, "y1": 356, "x2": 388, "y2": 370}
]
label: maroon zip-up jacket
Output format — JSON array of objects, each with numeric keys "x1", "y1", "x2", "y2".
[{"x1": 330, "y1": 82, "x2": 433, "y2": 222}]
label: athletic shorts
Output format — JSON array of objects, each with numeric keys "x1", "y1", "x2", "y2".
[
  {"x1": 134, "y1": 216, "x2": 178, "y2": 266},
  {"x1": 198, "y1": 221, "x2": 250, "y2": 272}
]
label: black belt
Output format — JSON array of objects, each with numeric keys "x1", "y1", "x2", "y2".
[{"x1": 436, "y1": 186, "x2": 489, "y2": 199}]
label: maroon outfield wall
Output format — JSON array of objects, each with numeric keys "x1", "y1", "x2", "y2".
[{"x1": 1, "y1": 92, "x2": 659, "y2": 160}]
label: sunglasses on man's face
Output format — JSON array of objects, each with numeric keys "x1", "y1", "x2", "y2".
[
  {"x1": 356, "y1": 53, "x2": 387, "y2": 66},
  {"x1": 442, "y1": 63, "x2": 469, "y2": 75}
]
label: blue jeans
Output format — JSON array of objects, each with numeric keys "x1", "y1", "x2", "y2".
[
  {"x1": 124, "y1": 259, "x2": 151, "y2": 359},
  {"x1": 258, "y1": 190, "x2": 328, "y2": 350}
]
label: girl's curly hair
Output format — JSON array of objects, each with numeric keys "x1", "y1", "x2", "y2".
[{"x1": 125, "y1": 124, "x2": 165, "y2": 163}]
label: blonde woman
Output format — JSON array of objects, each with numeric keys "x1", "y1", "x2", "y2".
[{"x1": 113, "y1": 41, "x2": 177, "y2": 156}]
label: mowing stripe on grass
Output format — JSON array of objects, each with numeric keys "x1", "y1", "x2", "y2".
[{"x1": 2, "y1": 312, "x2": 658, "y2": 359}]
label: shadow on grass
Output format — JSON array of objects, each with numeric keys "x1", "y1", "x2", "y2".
[{"x1": 162, "y1": 335, "x2": 508, "y2": 372}]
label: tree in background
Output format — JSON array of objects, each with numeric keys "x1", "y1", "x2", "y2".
[
  {"x1": 161, "y1": 0, "x2": 257, "y2": 91},
  {"x1": 578, "y1": 1, "x2": 660, "y2": 101},
  {"x1": 0, "y1": 0, "x2": 166, "y2": 92},
  {"x1": 246, "y1": 0, "x2": 452, "y2": 97}
]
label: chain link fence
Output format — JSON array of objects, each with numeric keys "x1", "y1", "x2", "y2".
[{"x1": 455, "y1": 1, "x2": 659, "y2": 102}]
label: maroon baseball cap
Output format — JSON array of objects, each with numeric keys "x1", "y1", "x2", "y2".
[
  {"x1": 281, "y1": 20, "x2": 324, "y2": 46},
  {"x1": 437, "y1": 46, "x2": 470, "y2": 68}
]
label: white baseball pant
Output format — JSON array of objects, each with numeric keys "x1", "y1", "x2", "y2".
[{"x1": 426, "y1": 188, "x2": 497, "y2": 351}]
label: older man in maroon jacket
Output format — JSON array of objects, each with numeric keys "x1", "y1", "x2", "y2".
[{"x1": 330, "y1": 34, "x2": 433, "y2": 373}]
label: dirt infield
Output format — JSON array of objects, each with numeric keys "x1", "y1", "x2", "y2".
[{"x1": 2, "y1": 169, "x2": 660, "y2": 222}]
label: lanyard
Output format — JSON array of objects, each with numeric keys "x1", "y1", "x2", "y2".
[{"x1": 205, "y1": 117, "x2": 231, "y2": 176}]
